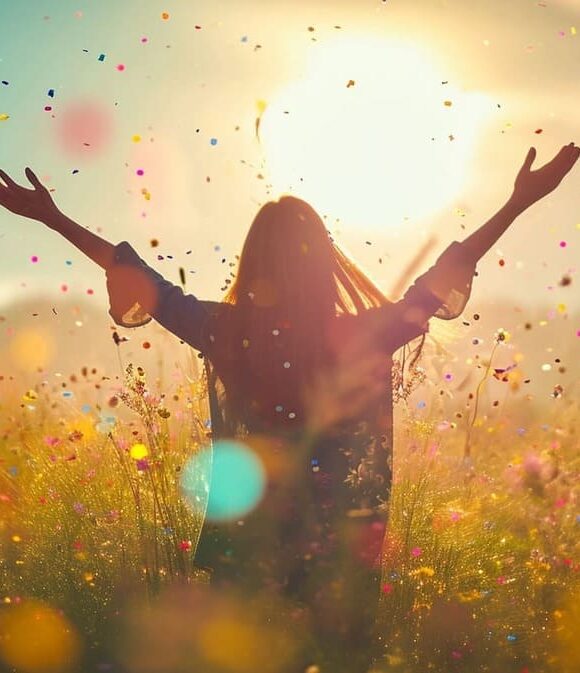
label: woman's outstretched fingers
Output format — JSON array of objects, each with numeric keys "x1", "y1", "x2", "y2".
[
  {"x1": 522, "y1": 147, "x2": 536, "y2": 172},
  {"x1": 0, "y1": 169, "x2": 17, "y2": 188},
  {"x1": 25, "y1": 167, "x2": 43, "y2": 189}
]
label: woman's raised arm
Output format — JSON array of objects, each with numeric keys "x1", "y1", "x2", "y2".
[
  {"x1": 0, "y1": 166, "x2": 115, "y2": 269},
  {"x1": 381, "y1": 142, "x2": 580, "y2": 351},
  {"x1": 0, "y1": 167, "x2": 215, "y2": 349},
  {"x1": 461, "y1": 143, "x2": 579, "y2": 262}
]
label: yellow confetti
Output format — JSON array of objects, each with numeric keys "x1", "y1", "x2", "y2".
[
  {"x1": 131, "y1": 134, "x2": 141, "y2": 142},
  {"x1": 571, "y1": 26, "x2": 576, "y2": 36},
  {"x1": 0, "y1": 113, "x2": 10, "y2": 121}
]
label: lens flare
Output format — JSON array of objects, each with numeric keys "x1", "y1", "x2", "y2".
[
  {"x1": 0, "y1": 600, "x2": 82, "y2": 673},
  {"x1": 181, "y1": 440, "x2": 266, "y2": 522}
]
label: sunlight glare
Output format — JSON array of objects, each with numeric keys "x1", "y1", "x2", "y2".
[{"x1": 260, "y1": 37, "x2": 493, "y2": 229}]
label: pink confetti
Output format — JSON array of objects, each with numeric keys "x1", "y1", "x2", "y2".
[
  {"x1": 559, "y1": 241, "x2": 567, "y2": 247},
  {"x1": 116, "y1": 64, "x2": 125, "y2": 72}
]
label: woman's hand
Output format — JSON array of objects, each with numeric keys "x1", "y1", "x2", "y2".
[
  {"x1": 0, "y1": 167, "x2": 60, "y2": 222},
  {"x1": 511, "y1": 143, "x2": 580, "y2": 210}
]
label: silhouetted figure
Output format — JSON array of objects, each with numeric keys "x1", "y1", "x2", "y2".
[{"x1": 1, "y1": 142, "x2": 577, "y2": 672}]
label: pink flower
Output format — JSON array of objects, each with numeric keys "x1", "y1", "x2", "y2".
[{"x1": 136, "y1": 458, "x2": 150, "y2": 472}]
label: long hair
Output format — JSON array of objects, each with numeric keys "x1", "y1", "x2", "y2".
[{"x1": 205, "y1": 195, "x2": 420, "y2": 435}]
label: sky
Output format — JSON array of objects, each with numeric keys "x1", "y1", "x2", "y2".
[{"x1": 0, "y1": 0, "x2": 578, "y2": 326}]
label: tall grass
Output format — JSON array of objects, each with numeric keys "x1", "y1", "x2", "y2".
[{"x1": 0, "y1": 349, "x2": 578, "y2": 672}]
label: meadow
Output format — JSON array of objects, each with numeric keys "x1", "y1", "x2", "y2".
[{"x1": 0, "y1": 314, "x2": 578, "y2": 673}]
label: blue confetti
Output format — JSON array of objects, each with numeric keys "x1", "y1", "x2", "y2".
[
  {"x1": 48, "y1": 88, "x2": 55, "y2": 97},
  {"x1": 98, "y1": 53, "x2": 106, "y2": 62},
  {"x1": 210, "y1": 137, "x2": 218, "y2": 146}
]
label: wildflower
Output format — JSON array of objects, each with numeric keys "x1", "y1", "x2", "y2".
[
  {"x1": 494, "y1": 327, "x2": 511, "y2": 343},
  {"x1": 130, "y1": 443, "x2": 148, "y2": 460},
  {"x1": 136, "y1": 459, "x2": 150, "y2": 472}
]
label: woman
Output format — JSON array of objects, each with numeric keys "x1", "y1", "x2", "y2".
[{"x1": 0, "y1": 143, "x2": 577, "y2": 672}]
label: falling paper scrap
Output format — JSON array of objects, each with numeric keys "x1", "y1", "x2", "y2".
[{"x1": 255, "y1": 99, "x2": 267, "y2": 140}]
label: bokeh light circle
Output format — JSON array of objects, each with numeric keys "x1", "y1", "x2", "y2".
[
  {"x1": 0, "y1": 600, "x2": 82, "y2": 673},
  {"x1": 181, "y1": 440, "x2": 266, "y2": 522},
  {"x1": 55, "y1": 99, "x2": 113, "y2": 157}
]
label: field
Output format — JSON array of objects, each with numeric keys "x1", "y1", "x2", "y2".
[{"x1": 0, "y1": 312, "x2": 578, "y2": 673}]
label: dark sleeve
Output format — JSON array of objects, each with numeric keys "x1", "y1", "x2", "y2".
[
  {"x1": 364, "y1": 241, "x2": 478, "y2": 353},
  {"x1": 105, "y1": 241, "x2": 214, "y2": 351}
]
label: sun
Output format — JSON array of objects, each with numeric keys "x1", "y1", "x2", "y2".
[{"x1": 259, "y1": 37, "x2": 493, "y2": 230}]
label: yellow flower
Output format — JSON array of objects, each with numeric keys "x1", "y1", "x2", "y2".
[{"x1": 130, "y1": 443, "x2": 149, "y2": 460}]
